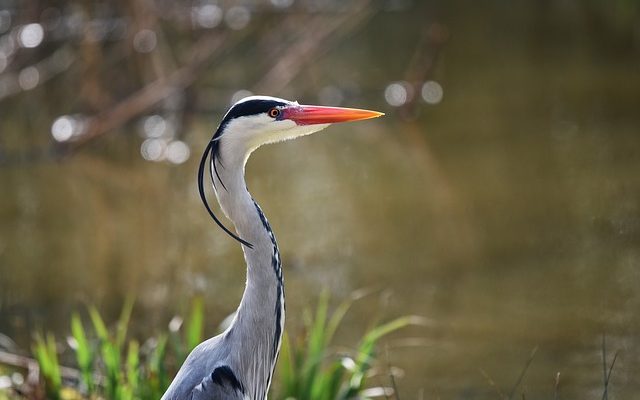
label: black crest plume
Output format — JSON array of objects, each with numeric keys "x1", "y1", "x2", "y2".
[{"x1": 198, "y1": 140, "x2": 253, "y2": 248}]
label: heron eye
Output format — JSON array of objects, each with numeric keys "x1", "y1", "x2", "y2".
[{"x1": 268, "y1": 108, "x2": 280, "y2": 118}]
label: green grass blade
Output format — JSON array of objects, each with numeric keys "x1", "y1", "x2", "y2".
[
  {"x1": 357, "y1": 316, "x2": 417, "y2": 365},
  {"x1": 325, "y1": 361, "x2": 346, "y2": 400},
  {"x1": 33, "y1": 333, "x2": 51, "y2": 374},
  {"x1": 33, "y1": 332, "x2": 62, "y2": 399},
  {"x1": 277, "y1": 333, "x2": 296, "y2": 397},
  {"x1": 185, "y1": 297, "x2": 204, "y2": 353},
  {"x1": 102, "y1": 341, "x2": 122, "y2": 399},
  {"x1": 88, "y1": 306, "x2": 109, "y2": 342},
  {"x1": 343, "y1": 316, "x2": 418, "y2": 398},
  {"x1": 45, "y1": 333, "x2": 62, "y2": 392},
  {"x1": 116, "y1": 296, "x2": 135, "y2": 349},
  {"x1": 126, "y1": 340, "x2": 140, "y2": 396},
  {"x1": 149, "y1": 334, "x2": 169, "y2": 398},
  {"x1": 71, "y1": 313, "x2": 94, "y2": 393},
  {"x1": 315, "y1": 361, "x2": 345, "y2": 400},
  {"x1": 301, "y1": 291, "x2": 330, "y2": 399},
  {"x1": 325, "y1": 297, "x2": 353, "y2": 346}
]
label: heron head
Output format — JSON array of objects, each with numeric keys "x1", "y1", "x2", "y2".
[
  {"x1": 214, "y1": 95, "x2": 383, "y2": 154},
  {"x1": 200, "y1": 95, "x2": 383, "y2": 247}
]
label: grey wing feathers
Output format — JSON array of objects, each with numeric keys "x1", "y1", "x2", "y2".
[{"x1": 190, "y1": 366, "x2": 245, "y2": 400}]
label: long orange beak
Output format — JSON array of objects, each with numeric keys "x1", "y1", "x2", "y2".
[{"x1": 282, "y1": 105, "x2": 384, "y2": 125}]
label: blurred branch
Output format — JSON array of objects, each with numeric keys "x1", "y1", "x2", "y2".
[
  {"x1": 254, "y1": 0, "x2": 376, "y2": 94},
  {"x1": 507, "y1": 346, "x2": 537, "y2": 400},
  {"x1": 398, "y1": 21, "x2": 448, "y2": 117},
  {"x1": 0, "y1": 46, "x2": 75, "y2": 102},
  {"x1": 70, "y1": 2, "x2": 376, "y2": 153},
  {"x1": 0, "y1": 349, "x2": 80, "y2": 388},
  {"x1": 0, "y1": 2, "x2": 381, "y2": 165},
  {"x1": 64, "y1": 30, "x2": 248, "y2": 154}
]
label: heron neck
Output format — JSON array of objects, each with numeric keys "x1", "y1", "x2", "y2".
[
  {"x1": 213, "y1": 151, "x2": 281, "y2": 282},
  {"x1": 212, "y1": 146, "x2": 284, "y2": 399}
]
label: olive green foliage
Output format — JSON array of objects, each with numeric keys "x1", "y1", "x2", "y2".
[
  {"x1": 31, "y1": 297, "x2": 202, "y2": 400},
  {"x1": 33, "y1": 333, "x2": 62, "y2": 399},
  {"x1": 276, "y1": 292, "x2": 415, "y2": 400},
  {"x1": 8, "y1": 295, "x2": 412, "y2": 400}
]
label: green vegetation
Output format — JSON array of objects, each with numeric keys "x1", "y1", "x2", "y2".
[
  {"x1": 277, "y1": 292, "x2": 417, "y2": 400},
  {"x1": 0, "y1": 295, "x2": 415, "y2": 400},
  {"x1": 30, "y1": 297, "x2": 175, "y2": 400}
]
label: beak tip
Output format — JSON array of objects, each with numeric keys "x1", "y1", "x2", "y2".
[{"x1": 365, "y1": 111, "x2": 384, "y2": 120}]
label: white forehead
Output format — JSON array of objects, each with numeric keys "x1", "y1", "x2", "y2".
[{"x1": 233, "y1": 95, "x2": 299, "y2": 106}]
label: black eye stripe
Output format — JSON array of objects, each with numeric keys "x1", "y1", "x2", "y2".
[{"x1": 225, "y1": 100, "x2": 286, "y2": 120}]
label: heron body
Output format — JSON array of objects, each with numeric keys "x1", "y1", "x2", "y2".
[{"x1": 161, "y1": 96, "x2": 383, "y2": 400}]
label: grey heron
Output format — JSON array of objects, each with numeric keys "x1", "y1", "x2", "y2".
[{"x1": 162, "y1": 96, "x2": 383, "y2": 400}]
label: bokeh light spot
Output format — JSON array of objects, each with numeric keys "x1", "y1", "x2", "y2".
[
  {"x1": 421, "y1": 80, "x2": 443, "y2": 104},
  {"x1": 18, "y1": 66, "x2": 39, "y2": 90},
  {"x1": 141, "y1": 138, "x2": 166, "y2": 161},
  {"x1": 11, "y1": 373, "x2": 23, "y2": 386},
  {"x1": 142, "y1": 115, "x2": 167, "y2": 138},
  {"x1": 51, "y1": 116, "x2": 75, "y2": 142},
  {"x1": 168, "y1": 316, "x2": 183, "y2": 332},
  {"x1": 193, "y1": 4, "x2": 223, "y2": 28},
  {"x1": 166, "y1": 140, "x2": 191, "y2": 164},
  {"x1": 18, "y1": 23, "x2": 44, "y2": 48},
  {"x1": 225, "y1": 6, "x2": 251, "y2": 30},
  {"x1": 384, "y1": 81, "x2": 410, "y2": 107},
  {"x1": 133, "y1": 29, "x2": 157, "y2": 53}
]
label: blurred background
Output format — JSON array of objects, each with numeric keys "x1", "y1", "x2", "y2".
[{"x1": 1, "y1": 0, "x2": 639, "y2": 398}]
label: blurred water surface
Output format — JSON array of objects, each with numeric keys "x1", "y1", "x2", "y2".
[{"x1": 1, "y1": 1, "x2": 639, "y2": 398}]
